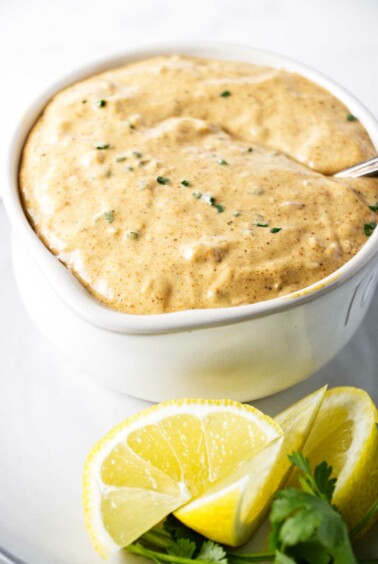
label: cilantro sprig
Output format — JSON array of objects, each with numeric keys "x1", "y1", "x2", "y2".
[{"x1": 125, "y1": 452, "x2": 378, "y2": 564}]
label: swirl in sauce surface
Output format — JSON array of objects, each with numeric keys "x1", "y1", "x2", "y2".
[{"x1": 19, "y1": 56, "x2": 378, "y2": 314}]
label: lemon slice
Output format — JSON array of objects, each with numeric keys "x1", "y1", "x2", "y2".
[
  {"x1": 175, "y1": 387, "x2": 326, "y2": 546},
  {"x1": 301, "y1": 386, "x2": 378, "y2": 534},
  {"x1": 82, "y1": 399, "x2": 281, "y2": 557}
]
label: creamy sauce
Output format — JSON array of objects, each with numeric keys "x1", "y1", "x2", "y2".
[{"x1": 19, "y1": 56, "x2": 378, "y2": 314}]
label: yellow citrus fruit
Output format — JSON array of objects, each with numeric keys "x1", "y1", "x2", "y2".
[
  {"x1": 82, "y1": 398, "x2": 281, "y2": 557},
  {"x1": 300, "y1": 386, "x2": 378, "y2": 535},
  {"x1": 175, "y1": 387, "x2": 326, "y2": 545}
]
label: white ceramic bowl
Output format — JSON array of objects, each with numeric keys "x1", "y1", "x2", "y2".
[{"x1": 4, "y1": 42, "x2": 378, "y2": 401}]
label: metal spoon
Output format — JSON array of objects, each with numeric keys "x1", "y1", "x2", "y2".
[{"x1": 334, "y1": 156, "x2": 378, "y2": 178}]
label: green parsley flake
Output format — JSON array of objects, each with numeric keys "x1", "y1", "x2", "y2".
[
  {"x1": 347, "y1": 114, "x2": 357, "y2": 122},
  {"x1": 368, "y1": 203, "x2": 378, "y2": 213},
  {"x1": 181, "y1": 180, "x2": 190, "y2": 187},
  {"x1": 364, "y1": 222, "x2": 377, "y2": 236},
  {"x1": 96, "y1": 143, "x2": 110, "y2": 150},
  {"x1": 220, "y1": 90, "x2": 231, "y2": 97},
  {"x1": 125, "y1": 166, "x2": 134, "y2": 172},
  {"x1": 132, "y1": 151, "x2": 142, "y2": 158},
  {"x1": 214, "y1": 204, "x2": 225, "y2": 213},
  {"x1": 104, "y1": 210, "x2": 115, "y2": 223},
  {"x1": 115, "y1": 156, "x2": 127, "y2": 162},
  {"x1": 217, "y1": 159, "x2": 228, "y2": 165},
  {"x1": 233, "y1": 210, "x2": 242, "y2": 217},
  {"x1": 256, "y1": 223, "x2": 269, "y2": 228},
  {"x1": 193, "y1": 191, "x2": 202, "y2": 199},
  {"x1": 270, "y1": 227, "x2": 282, "y2": 233},
  {"x1": 157, "y1": 176, "x2": 170, "y2": 185},
  {"x1": 95, "y1": 100, "x2": 106, "y2": 108}
]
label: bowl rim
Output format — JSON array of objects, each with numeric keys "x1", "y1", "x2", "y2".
[{"x1": 4, "y1": 40, "x2": 378, "y2": 335}]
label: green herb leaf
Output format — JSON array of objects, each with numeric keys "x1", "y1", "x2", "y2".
[
  {"x1": 288, "y1": 452, "x2": 336, "y2": 502},
  {"x1": 181, "y1": 180, "x2": 191, "y2": 187},
  {"x1": 193, "y1": 191, "x2": 202, "y2": 199},
  {"x1": 220, "y1": 90, "x2": 231, "y2": 98},
  {"x1": 96, "y1": 143, "x2": 110, "y2": 150},
  {"x1": 104, "y1": 210, "x2": 115, "y2": 223},
  {"x1": 347, "y1": 114, "x2": 357, "y2": 122},
  {"x1": 255, "y1": 223, "x2": 268, "y2": 228},
  {"x1": 133, "y1": 151, "x2": 142, "y2": 158},
  {"x1": 196, "y1": 541, "x2": 228, "y2": 563},
  {"x1": 95, "y1": 99, "x2": 107, "y2": 108},
  {"x1": 365, "y1": 222, "x2": 377, "y2": 236},
  {"x1": 217, "y1": 159, "x2": 228, "y2": 165},
  {"x1": 270, "y1": 227, "x2": 282, "y2": 233},
  {"x1": 214, "y1": 204, "x2": 225, "y2": 213},
  {"x1": 167, "y1": 538, "x2": 196, "y2": 559},
  {"x1": 269, "y1": 455, "x2": 357, "y2": 564},
  {"x1": 157, "y1": 176, "x2": 170, "y2": 185},
  {"x1": 274, "y1": 552, "x2": 296, "y2": 564},
  {"x1": 116, "y1": 156, "x2": 127, "y2": 162},
  {"x1": 368, "y1": 204, "x2": 378, "y2": 213}
]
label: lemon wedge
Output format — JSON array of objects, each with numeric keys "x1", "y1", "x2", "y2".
[
  {"x1": 175, "y1": 387, "x2": 326, "y2": 546},
  {"x1": 300, "y1": 386, "x2": 378, "y2": 535},
  {"x1": 82, "y1": 399, "x2": 281, "y2": 557}
]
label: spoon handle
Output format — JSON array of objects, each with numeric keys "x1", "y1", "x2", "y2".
[{"x1": 334, "y1": 156, "x2": 378, "y2": 178}]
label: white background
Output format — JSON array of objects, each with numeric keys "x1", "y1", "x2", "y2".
[{"x1": 0, "y1": 1, "x2": 378, "y2": 563}]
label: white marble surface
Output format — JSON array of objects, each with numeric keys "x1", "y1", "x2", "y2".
[{"x1": 0, "y1": 0, "x2": 378, "y2": 562}]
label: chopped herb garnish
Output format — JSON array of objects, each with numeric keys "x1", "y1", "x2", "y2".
[
  {"x1": 364, "y1": 221, "x2": 377, "y2": 236},
  {"x1": 125, "y1": 166, "x2": 134, "y2": 172},
  {"x1": 368, "y1": 203, "x2": 378, "y2": 213},
  {"x1": 157, "y1": 176, "x2": 170, "y2": 185},
  {"x1": 181, "y1": 180, "x2": 190, "y2": 187},
  {"x1": 126, "y1": 230, "x2": 139, "y2": 240},
  {"x1": 192, "y1": 191, "x2": 224, "y2": 212},
  {"x1": 104, "y1": 210, "x2": 115, "y2": 223},
  {"x1": 96, "y1": 143, "x2": 110, "y2": 150},
  {"x1": 256, "y1": 223, "x2": 269, "y2": 228},
  {"x1": 132, "y1": 151, "x2": 142, "y2": 158},
  {"x1": 347, "y1": 114, "x2": 357, "y2": 122},
  {"x1": 270, "y1": 227, "x2": 282, "y2": 233},
  {"x1": 220, "y1": 90, "x2": 231, "y2": 97},
  {"x1": 126, "y1": 452, "x2": 366, "y2": 564},
  {"x1": 81, "y1": 99, "x2": 87, "y2": 104},
  {"x1": 116, "y1": 156, "x2": 127, "y2": 163},
  {"x1": 232, "y1": 210, "x2": 242, "y2": 217},
  {"x1": 95, "y1": 99, "x2": 106, "y2": 108},
  {"x1": 201, "y1": 193, "x2": 215, "y2": 206},
  {"x1": 217, "y1": 159, "x2": 228, "y2": 165}
]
